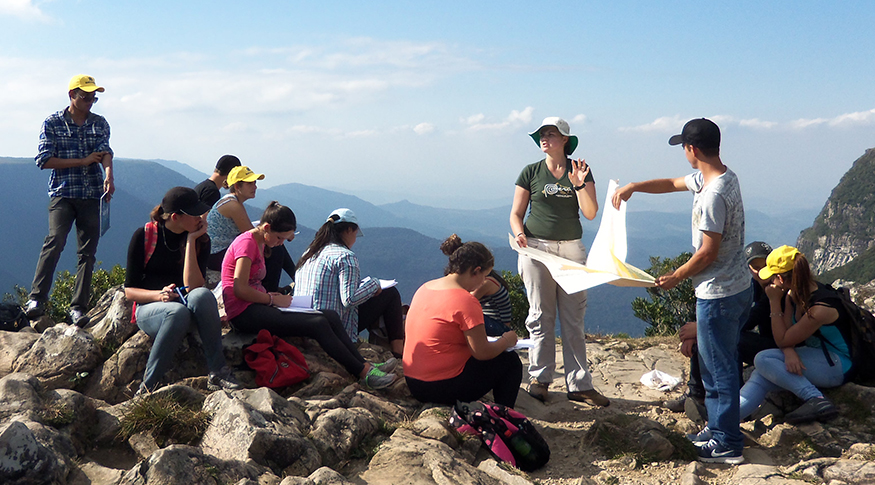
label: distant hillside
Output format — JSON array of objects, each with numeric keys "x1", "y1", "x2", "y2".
[{"x1": 797, "y1": 148, "x2": 875, "y2": 275}]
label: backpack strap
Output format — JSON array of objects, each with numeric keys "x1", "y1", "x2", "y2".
[{"x1": 131, "y1": 221, "x2": 160, "y2": 325}]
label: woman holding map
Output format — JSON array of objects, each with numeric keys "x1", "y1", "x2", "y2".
[{"x1": 509, "y1": 117, "x2": 609, "y2": 407}]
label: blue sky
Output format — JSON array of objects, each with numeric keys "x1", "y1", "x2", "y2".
[{"x1": 2, "y1": 1, "x2": 874, "y2": 213}]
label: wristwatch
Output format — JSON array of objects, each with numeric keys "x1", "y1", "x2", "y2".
[{"x1": 573, "y1": 182, "x2": 586, "y2": 191}]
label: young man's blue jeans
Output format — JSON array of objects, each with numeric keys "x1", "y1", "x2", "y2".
[{"x1": 696, "y1": 286, "x2": 752, "y2": 451}]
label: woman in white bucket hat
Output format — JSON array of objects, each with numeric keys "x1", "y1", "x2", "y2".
[{"x1": 509, "y1": 117, "x2": 609, "y2": 407}]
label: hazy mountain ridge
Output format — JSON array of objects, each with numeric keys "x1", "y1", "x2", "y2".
[{"x1": 0, "y1": 156, "x2": 822, "y2": 336}]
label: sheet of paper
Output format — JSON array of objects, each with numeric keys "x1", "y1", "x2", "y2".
[
  {"x1": 509, "y1": 179, "x2": 655, "y2": 294},
  {"x1": 99, "y1": 193, "x2": 110, "y2": 237},
  {"x1": 488, "y1": 336, "x2": 535, "y2": 352},
  {"x1": 379, "y1": 279, "x2": 397, "y2": 290},
  {"x1": 277, "y1": 295, "x2": 322, "y2": 314}
]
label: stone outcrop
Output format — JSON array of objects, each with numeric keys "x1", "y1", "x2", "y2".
[
  {"x1": 2, "y1": 287, "x2": 875, "y2": 484},
  {"x1": 797, "y1": 148, "x2": 875, "y2": 275}
]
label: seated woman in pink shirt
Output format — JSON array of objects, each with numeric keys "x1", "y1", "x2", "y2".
[
  {"x1": 221, "y1": 201, "x2": 397, "y2": 390},
  {"x1": 402, "y1": 236, "x2": 522, "y2": 407}
]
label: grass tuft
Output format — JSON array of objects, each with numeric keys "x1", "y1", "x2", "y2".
[{"x1": 119, "y1": 393, "x2": 212, "y2": 446}]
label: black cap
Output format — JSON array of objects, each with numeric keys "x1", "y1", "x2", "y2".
[
  {"x1": 215, "y1": 155, "x2": 242, "y2": 176},
  {"x1": 744, "y1": 241, "x2": 773, "y2": 265},
  {"x1": 668, "y1": 118, "x2": 720, "y2": 149},
  {"x1": 162, "y1": 186, "x2": 211, "y2": 216}
]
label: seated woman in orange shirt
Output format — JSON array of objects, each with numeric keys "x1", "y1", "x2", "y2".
[{"x1": 403, "y1": 236, "x2": 523, "y2": 407}]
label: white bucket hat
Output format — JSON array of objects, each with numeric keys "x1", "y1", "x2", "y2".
[{"x1": 528, "y1": 117, "x2": 579, "y2": 155}]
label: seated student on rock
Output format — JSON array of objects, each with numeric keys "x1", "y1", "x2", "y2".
[
  {"x1": 295, "y1": 208, "x2": 405, "y2": 357},
  {"x1": 206, "y1": 165, "x2": 294, "y2": 292},
  {"x1": 222, "y1": 201, "x2": 398, "y2": 390},
  {"x1": 403, "y1": 236, "x2": 523, "y2": 408},
  {"x1": 697, "y1": 246, "x2": 847, "y2": 437},
  {"x1": 666, "y1": 241, "x2": 779, "y2": 415},
  {"x1": 124, "y1": 187, "x2": 242, "y2": 395},
  {"x1": 441, "y1": 234, "x2": 513, "y2": 337}
]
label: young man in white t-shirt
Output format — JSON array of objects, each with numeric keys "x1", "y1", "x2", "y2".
[{"x1": 612, "y1": 118, "x2": 751, "y2": 464}]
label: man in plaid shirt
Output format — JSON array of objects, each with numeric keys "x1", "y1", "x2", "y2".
[{"x1": 24, "y1": 75, "x2": 115, "y2": 327}]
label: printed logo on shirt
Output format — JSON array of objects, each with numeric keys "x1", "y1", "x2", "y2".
[{"x1": 542, "y1": 183, "x2": 574, "y2": 198}]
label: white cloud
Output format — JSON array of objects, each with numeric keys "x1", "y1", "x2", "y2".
[
  {"x1": 0, "y1": 0, "x2": 50, "y2": 21},
  {"x1": 462, "y1": 113, "x2": 485, "y2": 125},
  {"x1": 618, "y1": 115, "x2": 686, "y2": 133},
  {"x1": 570, "y1": 114, "x2": 587, "y2": 124},
  {"x1": 465, "y1": 107, "x2": 534, "y2": 132},
  {"x1": 413, "y1": 122, "x2": 434, "y2": 135},
  {"x1": 739, "y1": 118, "x2": 777, "y2": 129}
]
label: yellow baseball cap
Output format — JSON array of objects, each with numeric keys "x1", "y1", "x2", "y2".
[
  {"x1": 68, "y1": 75, "x2": 105, "y2": 93},
  {"x1": 758, "y1": 245, "x2": 801, "y2": 280},
  {"x1": 227, "y1": 166, "x2": 265, "y2": 186}
]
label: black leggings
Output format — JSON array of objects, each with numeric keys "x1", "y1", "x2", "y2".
[
  {"x1": 232, "y1": 304, "x2": 365, "y2": 376},
  {"x1": 405, "y1": 351, "x2": 523, "y2": 408},
  {"x1": 357, "y1": 286, "x2": 405, "y2": 341}
]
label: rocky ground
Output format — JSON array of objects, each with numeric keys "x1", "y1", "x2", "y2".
[{"x1": 2, "y1": 286, "x2": 875, "y2": 484}]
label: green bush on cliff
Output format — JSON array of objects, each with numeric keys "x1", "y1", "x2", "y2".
[
  {"x1": 631, "y1": 253, "x2": 696, "y2": 337},
  {"x1": 4, "y1": 263, "x2": 126, "y2": 323}
]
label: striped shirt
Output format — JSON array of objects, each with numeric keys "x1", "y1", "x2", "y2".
[
  {"x1": 36, "y1": 108, "x2": 113, "y2": 199},
  {"x1": 480, "y1": 274, "x2": 512, "y2": 325},
  {"x1": 294, "y1": 243, "x2": 381, "y2": 340}
]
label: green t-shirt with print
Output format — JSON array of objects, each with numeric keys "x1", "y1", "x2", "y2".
[{"x1": 515, "y1": 159, "x2": 595, "y2": 241}]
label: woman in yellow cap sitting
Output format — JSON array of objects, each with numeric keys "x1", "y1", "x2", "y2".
[{"x1": 736, "y1": 246, "x2": 850, "y2": 425}]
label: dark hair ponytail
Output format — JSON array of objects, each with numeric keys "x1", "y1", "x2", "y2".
[
  {"x1": 259, "y1": 201, "x2": 296, "y2": 233},
  {"x1": 149, "y1": 205, "x2": 168, "y2": 223},
  {"x1": 297, "y1": 214, "x2": 358, "y2": 269},
  {"x1": 440, "y1": 234, "x2": 494, "y2": 276},
  {"x1": 789, "y1": 253, "x2": 815, "y2": 315}
]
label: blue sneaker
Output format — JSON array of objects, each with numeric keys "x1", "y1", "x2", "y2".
[
  {"x1": 686, "y1": 426, "x2": 712, "y2": 446},
  {"x1": 697, "y1": 439, "x2": 744, "y2": 464}
]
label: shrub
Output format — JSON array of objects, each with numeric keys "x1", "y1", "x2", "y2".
[
  {"x1": 630, "y1": 253, "x2": 696, "y2": 337},
  {"x1": 501, "y1": 270, "x2": 529, "y2": 335},
  {"x1": 4, "y1": 263, "x2": 126, "y2": 323}
]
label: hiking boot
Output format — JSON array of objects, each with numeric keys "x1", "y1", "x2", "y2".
[
  {"x1": 527, "y1": 379, "x2": 549, "y2": 402},
  {"x1": 24, "y1": 300, "x2": 45, "y2": 319},
  {"x1": 685, "y1": 395, "x2": 709, "y2": 423},
  {"x1": 686, "y1": 426, "x2": 712, "y2": 446},
  {"x1": 374, "y1": 357, "x2": 399, "y2": 374},
  {"x1": 362, "y1": 366, "x2": 397, "y2": 390},
  {"x1": 784, "y1": 396, "x2": 839, "y2": 425},
  {"x1": 69, "y1": 307, "x2": 90, "y2": 327},
  {"x1": 697, "y1": 439, "x2": 744, "y2": 464},
  {"x1": 664, "y1": 389, "x2": 704, "y2": 413},
  {"x1": 208, "y1": 368, "x2": 244, "y2": 391},
  {"x1": 567, "y1": 389, "x2": 610, "y2": 407}
]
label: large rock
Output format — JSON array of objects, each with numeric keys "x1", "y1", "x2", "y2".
[
  {"x1": 823, "y1": 459, "x2": 875, "y2": 484},
  {"x1": 12, "y1": 324, "x2": 101, "y2": 390},
  {"x1": 309, "y1": 407, "x2": 380, "y2": 467},
  {"x1": 81, "y1": 331, "x2": 152, "y2": 404},
  {"x1": 201, "y1": 389, "x2": 321, "y2": 477},
  {"x1": 87, "y1": 286, "x2": 137, "y2": 352},
  {"x1": 0, "y1": 332, "x2": 38, "y2": 379},
  {"x1": 0, "y1": 420, "x2": 66, "y2": 484},
  {"x1": 0, "y1": 373, "x2": 43, "y2": 421},
  {"x1": 118, "y1": 444, "x2": 280, "y2": 485},
  {"x1": 585, "y1": 414, "x2": 676, "y2": 462},
  {"x1": 358, "y1": 428, "x2": 505, "y2": 484}
]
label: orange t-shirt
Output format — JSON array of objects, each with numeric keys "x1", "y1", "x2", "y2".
[{"x1": 402, "y1": 285, "x2": 484, "y2": 381}]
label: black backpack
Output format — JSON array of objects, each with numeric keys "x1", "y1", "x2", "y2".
[
  {"x1": 815, "y1": 286, "x2": 875, "y2": 385},
  {"x1": 0, "y1": 302, "x2": 28, "y2": 332},
  {"x1": 449, "y1": 400, "x2": 550, "y2": 472}
]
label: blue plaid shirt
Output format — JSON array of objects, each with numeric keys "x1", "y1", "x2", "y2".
[
  {"x1": 36, "y1": 108, "x2": 113, "y2": 199},
  {"x1": 294, "y1": 243, "x2": 381, "y2": 341}
]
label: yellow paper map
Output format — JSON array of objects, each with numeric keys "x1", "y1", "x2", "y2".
[{"x1": 509, "y1": 179, "x2": 656, "y2": 294}]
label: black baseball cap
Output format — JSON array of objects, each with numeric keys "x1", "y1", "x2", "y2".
[
  {"x1": 668, "y1": 118, "x2": 721, "y2": 149},
  {"x1": 215, "y1": 154, "x2": 242, "y2": 176},
  {"x1": 162, "y1": 186, "x2": 211, "y2": 216},
  {"x1": 744, "y1": 241, "x2": 773, "y2": 265}
]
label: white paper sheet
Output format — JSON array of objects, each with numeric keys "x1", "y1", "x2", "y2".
[
  {"x1": 509, "y1": 179, "x2": 656, "y2": 294},
  {"x1": 277, "y1": 295, "x2": 322, "y2": 314}
]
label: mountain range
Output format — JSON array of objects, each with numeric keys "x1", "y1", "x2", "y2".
[{"x1": 1, "y1": 156, "x2": 820, "y2": 336}]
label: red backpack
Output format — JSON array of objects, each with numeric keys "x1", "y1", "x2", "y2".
[{"x1": 244, "y1": 329, "x2": 310, "y2": 388}]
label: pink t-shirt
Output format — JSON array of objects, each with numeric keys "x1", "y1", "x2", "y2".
[
  {"x1": 402, "y1": 285, "x2": 484, "y2": 382},
  {"x1": 222, "y1": 231, "x2": 267, "y2": 320}
]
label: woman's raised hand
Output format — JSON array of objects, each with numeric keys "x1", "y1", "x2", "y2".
[{"x1": 569, "y1": 158, "x2": 590, "y2": 186}]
